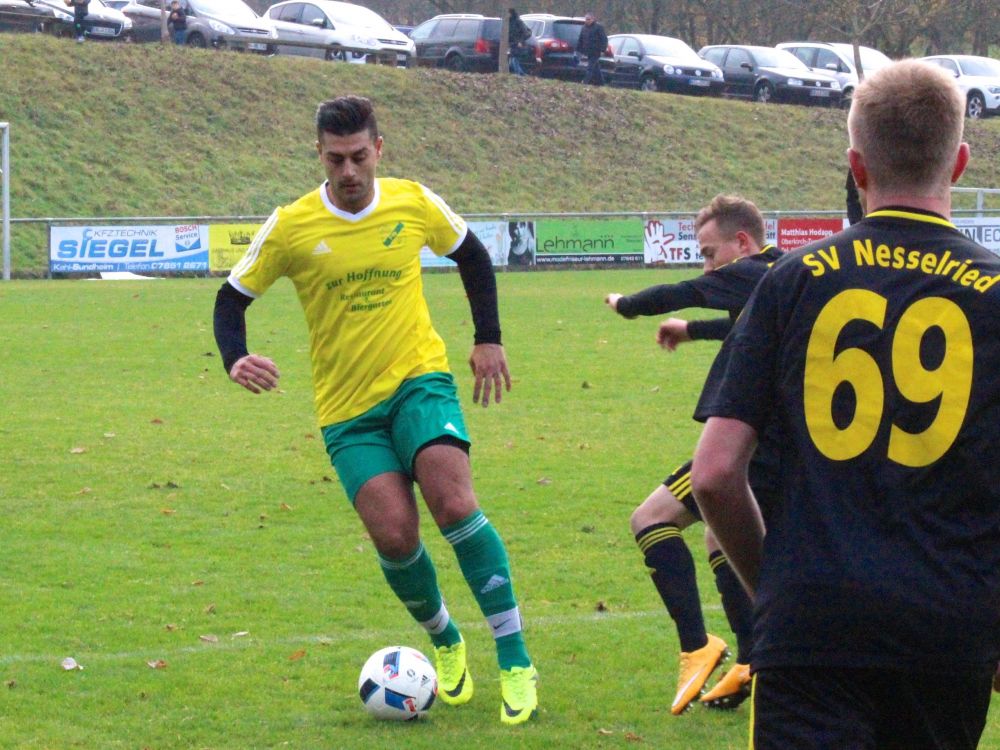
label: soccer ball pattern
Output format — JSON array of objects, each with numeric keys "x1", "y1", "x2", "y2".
[{"x1": 358, "y1": 646, "x2": 438, "y2": 720}]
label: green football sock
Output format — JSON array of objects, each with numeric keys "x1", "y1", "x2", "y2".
[
  {"x1": 378, "y1": 542, "x2": 461, "y2": 649},
  {"x1": 443, "y1": 510, "x2": 531, "y2": 670}
]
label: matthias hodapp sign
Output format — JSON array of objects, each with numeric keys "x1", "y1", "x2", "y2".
[{"x1": 50, "y1": 225, "x2": 209, "y2": 273}]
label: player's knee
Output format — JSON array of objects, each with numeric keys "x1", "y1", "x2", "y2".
[{"x1": 370, "y1": 524, "x2": 420, "y2": 560}]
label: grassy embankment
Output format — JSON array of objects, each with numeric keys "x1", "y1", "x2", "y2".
[{"x1": 2, "y1": 34, "x2": 1000, "y2": 276}]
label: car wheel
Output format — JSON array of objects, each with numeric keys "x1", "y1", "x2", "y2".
[
  {"x1": 445, "y1": 53, "x2": 466, "y2": 72},
  {"x1": 754, "y1": 81, "x2": 773, "y2": 103},
  {"x1": 967, "y1": 92, "x2": 985, "y2": 119},
  {"x1": 841, "y1": 87, "x2": 853, "y2": 110},
  {"x1": 639, "y1": 75, "x2": 658, "y2": 93},
  {"x1": 325, "y1": 47, "x2": 345, "y2": 61},
  {"x1": 186, "y1": 32, "x2": 206, "y2": 48}
]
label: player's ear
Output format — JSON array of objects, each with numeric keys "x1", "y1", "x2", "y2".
[
  {"x1": 950, "y1": 142, "x2": 970, "y2": 184},
  {"x1": 847, "y1": 148, "x2": 868, "y2": 191},
  {"x1": 374, "y1": 135, "x2": 384, "y2": 157}
]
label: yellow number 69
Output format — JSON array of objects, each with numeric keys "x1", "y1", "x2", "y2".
[{"x1": 803, "y1": 289, "x2": 972, "y2": 467}]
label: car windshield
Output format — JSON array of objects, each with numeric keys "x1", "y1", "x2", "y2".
[
  {"x1": 640, "y1": 36, "x2": 696, "y2": 59},
  {"x1": 831, "y1": 44, "x2": 892, "y2": 71},
  {"x1": 754, "y1": 47, "x2": 808, "y2": 70},
  {"x1": 187, "y1": 0, "x2": 258, "y2": 20},
  {"x1": 551, "y1": 20, "x2": 581, "y2": 44},
  {"x1": 326, "y1": 3, "x2": 393, "y2": 31},
  {"x1": 958, "y1": 57, "x2": 1000, "y2": 77}
]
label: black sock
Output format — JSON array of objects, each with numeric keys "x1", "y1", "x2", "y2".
[
  {"x1": 636, "y1": 523, "x2": 707, "y2": 653},
  {"x1": 710, "y1": 550, "x2": 754, "y2": 664}
]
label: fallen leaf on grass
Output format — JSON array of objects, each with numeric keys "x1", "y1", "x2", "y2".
[
  {"x1": 232, "y1": 631, "x2": 250, "y2": 638},
  {"x1": 581, "y1": 380, "x2": 592, "y2": 389},
  {"x1": 69, "y1": 447, "x2": 86, "y2": 454},
  {"x1": 165, "y1": 624, "x2": 177, "y2": 631},
  {"x1": 6, "y1": 680, "x2": 16, "y2": 689},
  {"x1": 199, "y1": 634, "x2": 219, "y2": 643},
  {"x1": 279, "y1": 503, "x2": 292, "y2": 511},
  {"x1": 146, "y1": 660, "x2": 168, "y2": 669},
  {"x1": 60, "y1": 657, "x2": 83, "y2": 671},
  {"x1": 288, "y1": 649, "x2": 306, "y2": 661},
  {"x1": 204, "y1": 604, "x2": 216, "y2": 615},
  {"x1": 595, "y1": 601, "x2": 608, "y2": 612},
  {"x1": 76, "y1": 487, "x2": 92, "y2": 495},
  {"x1": 597, "y1": 729, "x2": 613, "y2": 736},
  {"x1": 625, "y1": 732, "x2": 642, "y2": 742},
  {"x1": 160, "y1": 509, "x2": 176, "y2": 515},
  {"x1": 536, "y1": 477, "x2": 552, "y2": 486},
  {"x1": 191, "y1": 580, "x2": 204, "y2": 586},
  {"x1": 103, "y1": 432, "x2": 116, "y2": 439},
  {"x1": 150, "y1": 418, "x2": 163, "y2": 425},
  {"x1": 650, "y1": 386, "x2": 660, "y2": 393}
]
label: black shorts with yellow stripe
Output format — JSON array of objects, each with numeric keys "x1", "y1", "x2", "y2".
[{"x1": 663, "y1": 460, "x2": 701, "y2": 520}]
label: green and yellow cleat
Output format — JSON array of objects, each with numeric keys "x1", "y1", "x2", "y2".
[
  {"x1": 500, "y1": 665, "x2": 539, "y2": 725},
  {"x1": 435, "y1": 638, "x2": 474, "y2": 706}
]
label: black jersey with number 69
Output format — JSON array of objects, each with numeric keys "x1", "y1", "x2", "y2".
[{"x1": 697, "y1": 208, "x2": 1000, "y2": 674}]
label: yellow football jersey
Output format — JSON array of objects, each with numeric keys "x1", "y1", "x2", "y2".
[{"x1": 228, "y1": 177, "x2": 467, "y2": 426}]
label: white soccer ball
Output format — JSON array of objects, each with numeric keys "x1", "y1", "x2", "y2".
[{"x1": 357, "y1": 646, "x2": 438, "y2": 720}]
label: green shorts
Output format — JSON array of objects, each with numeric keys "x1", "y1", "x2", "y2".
[{"x1": 321, "y1": 372, "x2": 470, "y2": 503}]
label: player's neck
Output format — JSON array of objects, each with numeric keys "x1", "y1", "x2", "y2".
[{"x1": 864, "y1": 190, "x2": 952, "y2": 220}]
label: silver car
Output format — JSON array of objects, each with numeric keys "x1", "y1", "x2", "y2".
[
  {"x1": 776, "y1": 42, "x2": 892, "y2": 106},
  {"x1": 920, "y1": 55, "x2": 1000, "y2": 119},
  {"x1": 123, "y1": 0, "x2": 276, "y2": 51},
  {"x1": 264, "y1": 0, "x2": 413, "y2": 64},
  {"x1": 32, "y1": 0, "x2": 133, "y2": 40}
]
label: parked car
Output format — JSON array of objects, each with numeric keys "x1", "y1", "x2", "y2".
[
  {"x1": 123, "y1": 0, "x2": 276, "y2": 51},
  {"x1": 264, "y1": 0, "x2": 412, "y2": 64},
  {"x1": 920, "y1": 55, "x2": 1000, "y2": 119},
  {"x1": 776, "y1": 41, "x2": 892, "y2": 105},
  {"x1": 0, "y1": 0, "x2": 59, "y2": 33},
  {"x1": 31, "y1": 0, "x2": 133, "y2": 40},
  {"x1": 520, "y1": 13, "x2": 612, "y2": 81},
  {"x1": 408, "y1": 13, "x2": 505, "y2": 72},
  {"x1": 608, "y1": 33, "x2": 723, "y2": 95},
  {"x1": 699, "y1": 44, "x2": 842, "y2": 106}
]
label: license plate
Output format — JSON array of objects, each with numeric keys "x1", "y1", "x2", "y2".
[
  {"x1": 89, "y1": 26, "x2": 115, "y2": 36},
  {"x1": 810, "y1": 89, "x2": 830, "y2": 97},
  {"x1": 248, "y1": 42, "x2": 267, "y2": 51},
  {"x1": 688, "y1": 79, "x2": 710, "y2": 87}
]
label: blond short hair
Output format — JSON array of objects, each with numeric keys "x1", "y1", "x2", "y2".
[
  {"x1": 694, "y1": 195, "x2": 765, "y2": 247},
  {"x1": 848, "y1": 60, "x2": 964, "y2": 194}
]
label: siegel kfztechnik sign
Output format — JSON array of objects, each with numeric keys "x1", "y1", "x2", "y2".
[{"x1": 50, "y1": 225, "x2": 209, "y2": 273}]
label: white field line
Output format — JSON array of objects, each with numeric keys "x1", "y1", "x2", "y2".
[{"x1": 0, "y1": 605, "x2": 722, "y2": 666}]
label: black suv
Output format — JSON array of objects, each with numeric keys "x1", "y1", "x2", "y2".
[
  {"x1": 520, "y1": 13, "x2": 612, "y2": 81},
  {"x1": 409, "y1": 13, "x2": 503, "y2": 72}
]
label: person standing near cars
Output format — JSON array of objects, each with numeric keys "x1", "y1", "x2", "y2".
[
  {"x1": 168, "y1": 0, "x2": 186, "y2": 45},
  {"x1": 691, "y1": 60, "x2": 1000, "y2": 748},
  {"x1": 64, "y1": 0, "x2": 88, "y2": 42},
  {"x1": 213, "y1": 95, "x2": 539, "y2": 727},
  {"x1": 577, "y1": 11, "x2": 607, "y2": 85},
  {"x1": 507, "y1": 8, "x2": 531, "y2": 76}
]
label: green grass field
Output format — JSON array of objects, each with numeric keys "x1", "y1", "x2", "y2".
[{"x1": 2, "y1": 270, "x2": 999, "y2": 749}]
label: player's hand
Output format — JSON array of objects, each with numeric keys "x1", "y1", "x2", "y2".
[
  {"x1": 229, "y1": 353, "x2": 280, "y2": 394},
  {"x1": 469, "y1": 343, "x2": 511, "y2": 408},
  {"x1": 605, "y1": 293, "x2": 622, "y2": 311},
  {"x1": 657, "y1": 318, "x2": 691, "y2": 351}
]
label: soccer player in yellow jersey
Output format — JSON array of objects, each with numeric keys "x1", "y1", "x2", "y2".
[{"x1": 213, "y1": 96, "x2": 537, "y2": 725}]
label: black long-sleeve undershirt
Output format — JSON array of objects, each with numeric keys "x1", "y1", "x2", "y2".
[
  {"x1": 213, "y1": 282, "x2": 253, "y2": 374},
  {"x1": 448, "y1": 229, "x2": 502, "y2": 345}
]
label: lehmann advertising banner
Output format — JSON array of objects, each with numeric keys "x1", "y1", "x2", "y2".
[{"x1": 50, "y1": 225, "x2": 209, "y2": 273}]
